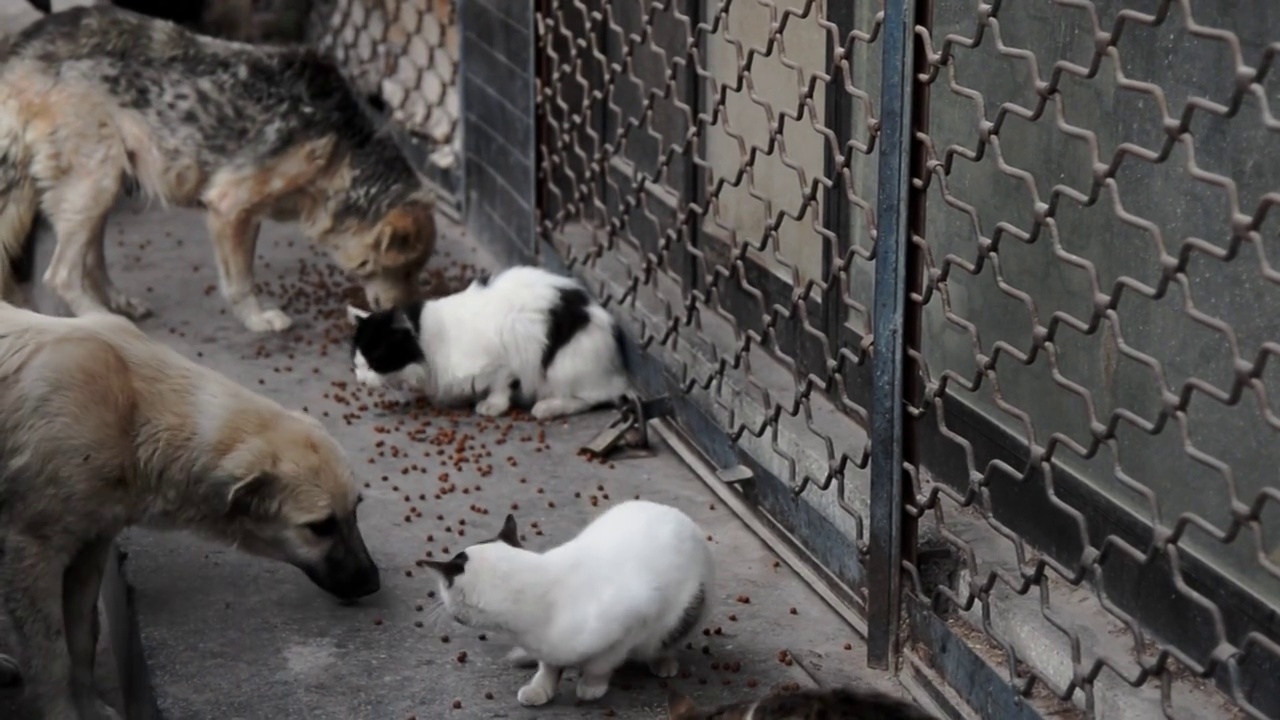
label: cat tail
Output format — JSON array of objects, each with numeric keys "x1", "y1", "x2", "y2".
[{"x1": 611, "y1": 318, "x2": 631, "y2": 373}]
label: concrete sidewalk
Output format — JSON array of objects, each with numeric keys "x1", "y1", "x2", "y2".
[{"x1": 0, "y1": 195, "x2": 910, "y2": 719}]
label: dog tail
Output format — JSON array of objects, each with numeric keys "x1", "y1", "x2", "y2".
[
  {"x1": 24, "y1": 0, "x2": 51, "y2": 14},
  {"x1": 0, "y1": 136, "x2": 38, "y2": 306}
]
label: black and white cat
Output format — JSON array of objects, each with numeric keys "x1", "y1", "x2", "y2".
[
  {"x1": 424, "y1": 500, "x2": 715, "y2": 707},
  {"x1": 346, "y1": 265, "x2": 629, "y2": 419}
]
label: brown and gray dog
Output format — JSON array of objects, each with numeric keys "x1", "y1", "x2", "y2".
[
  {"x1": 0, "y1": 6, "x2": 436, "y2": 333},
  {"x1": 0, "y1": 302, "x2": 380, "y2": 720},
  {"x1": 23, "y1": 0, "x2": 312, "y2": 44}
]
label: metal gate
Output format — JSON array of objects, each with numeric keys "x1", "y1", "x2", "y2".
[{"x1": 316, "y1": 0, "x2": 1280, "y2": 717}]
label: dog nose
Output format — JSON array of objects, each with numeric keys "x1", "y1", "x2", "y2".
[{"x1": 351, "y1": 566, "x2": 381, "y2": 598}]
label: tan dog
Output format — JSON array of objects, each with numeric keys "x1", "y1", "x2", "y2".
[
  {"x1": 0, "y1": 303, "x2": 380, "y2": 720},
  {"x1": 0, "y1": 6, "x2": 436, "y2": 332}
]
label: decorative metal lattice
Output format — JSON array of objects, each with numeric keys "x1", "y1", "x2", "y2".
[
  {"x1": 322, "y1": 0, "x2": 1280, "y2": 717},
  {"x1": 309, "y1": 0, "x2": 460, "y2": 169}
]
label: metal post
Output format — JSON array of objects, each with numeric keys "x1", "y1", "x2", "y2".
[
  {"x1": 822, "y1": 0, "x2": 854, "y2": 357},
  {"x1": 867, "y1": 0, "x2": 917, "y2": 671}
]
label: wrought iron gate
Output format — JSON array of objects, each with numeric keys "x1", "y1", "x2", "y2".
[{"x1": 316, "y1": 0, "x2": 1280, "y2": 717}]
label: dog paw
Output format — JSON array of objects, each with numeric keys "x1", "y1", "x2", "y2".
[
  {"x1": 107, "y1": 291, "x2": 152, "y2": 320},
  {"x1": 475, "y1": 396, "x2": 510, "y2": 417},
  {"x1": 575, "y1": 676, "x2": 610, "y2": 702},
  {"x1": 0, "y1": 654, "x2": 20, "y2": 686},
  {"x1": 517, "y1": 683, "x2": 554, "y2": 707},
  {"x1": 505, "y1": 646, "x2": 537, "y2": 667},
  {"x1": 244, "y1": 308, "x2": 293, "y2": 333},
  {"x1": 647, "y1": 655, "x2": 679, "y2": 678}
]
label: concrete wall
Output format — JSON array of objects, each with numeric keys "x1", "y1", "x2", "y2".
[{"x1": 459, "y1": 0, "x2": 536, "y2": 259}]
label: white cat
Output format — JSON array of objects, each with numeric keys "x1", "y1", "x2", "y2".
[
  {"x1": 345, "y1": 265, "x2": 630, "y2": 420},
  {"x1": 424, "y1": 500, "x2": 715, "y2": 707}
]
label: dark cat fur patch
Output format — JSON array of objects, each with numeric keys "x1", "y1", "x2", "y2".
[
  {"x1": 542, "y1": 286, "x2": 592, "y2": 370},
  {"x1": 687, "y1": 688, "x2": 934, "y2": 720},
  {"x1": 351, "y1": 301, "x2": 425, "y2": 374},
  {"x1": 751, "y1": 688, "x2": 934, "y2": 719},
  {"x1": 611, "y1": 322, "x2": 630, "y2": 372},
  {"x1": 480, "y1": 514, "x2": 522, "y2": 549},
  {"x1": 425, "y1": 551, "x2": 468, "y2": 587},
  {"x1": 661, "y1": 586, "x2": 706, "y2": 648}
]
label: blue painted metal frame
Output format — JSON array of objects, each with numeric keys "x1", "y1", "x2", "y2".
[{"x1": 866, "y1": 0, "x2": 917, "y2": 671}]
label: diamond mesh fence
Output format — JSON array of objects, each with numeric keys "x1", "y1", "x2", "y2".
[
  {"x1": 308, "y1": 0, "x2": 460, "y2": 171},
  {"x1": 318, "y1": 0, "x2": 1280, "y2": 717}
]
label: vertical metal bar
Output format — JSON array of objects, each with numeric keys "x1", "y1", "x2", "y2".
[
  {"x1": 822, "y1": 0, "x2": 854, "y2": 361},
  {"x1": 683, "y1": 0, "x2": 704, "y2": 295},
  {"x1": 867, "y1": 0, "x2": 916, "y2": 671}
]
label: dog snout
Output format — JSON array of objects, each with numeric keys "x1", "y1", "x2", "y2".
[
  {"x1": 363, "y1": 278, "x2": 411, "y2": 311},
  {"x1": 303, "y1": 524, "x2": 382, "y2": 601}
]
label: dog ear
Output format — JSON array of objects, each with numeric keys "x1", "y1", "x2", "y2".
[
  {"x1": 497, "y1": 513, "x2": 521, "y2": 547},
  {"x1": 226, "y1": 472, "x2": 281, "y2": 519},
  {"x1": 666, "y1": 690, "x2": 698, "y2": 718},
  {"x1": 378, "y1": 201, "x2": 436, "y2": 264}
]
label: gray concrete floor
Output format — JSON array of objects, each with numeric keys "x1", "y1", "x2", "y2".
[{"x1": 1, "y1": 196, "x2": 909, "y2": 719}]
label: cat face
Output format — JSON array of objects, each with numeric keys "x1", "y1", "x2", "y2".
[
  {"x1": 423, "y1": 514, "x2": 524, "y2": 627},
  {"x1": 346, "y1": 303, "x2": 428, "y2": 392}
]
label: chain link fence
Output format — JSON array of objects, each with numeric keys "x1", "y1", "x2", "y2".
[{"x1": 316, "y1": 0, "x2": 1280, "y2": 717}]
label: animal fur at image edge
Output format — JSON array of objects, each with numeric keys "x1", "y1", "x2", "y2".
[
  {"x1": 22, "y1": 0, "x2": 312, "y2": 43},
  {"x1": 0, "y1": 6, "x2": 436, "y2": 332},
  {"x1": 0, "y1": 301, "x2": 380, "y2": 720}
]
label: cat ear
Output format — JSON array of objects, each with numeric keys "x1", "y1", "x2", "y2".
[
  {"x1": 423, "y1": 553, "x2": 468, "y2": 586},
  {"x1": 666, "y1": 690, "x2": 698, "y2": 718},
  {"x1": 346, "y1": 304, "x2": 371, "y2": 325},
  {"x1": 497, "y1": 513, "x2": 521, "y2": 547}
]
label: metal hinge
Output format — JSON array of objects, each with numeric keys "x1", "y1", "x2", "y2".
[{"x1": 580, "y1": 394, "x2": 673, "y2": 459}]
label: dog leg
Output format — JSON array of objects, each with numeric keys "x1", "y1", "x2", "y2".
[
  {"x1": 43, "y1": 209, "x2": 113, "y2": 319},
  {"x1": 86, "y1": 222, "x2": 151, "y2": 320},
  {"x1": 0, "y1": 533, "x2": 79, "y2": 720},
  {"x1": 64, "y1": 538, "x2": 118, "y2": 720},
  {"x1": 208, "y1": 211, "x2": 292, "y2": 332}
]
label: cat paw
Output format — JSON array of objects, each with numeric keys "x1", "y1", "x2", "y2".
[
  {"x1": 475, "y1": 396, "x2": 511, "y2": 417},
  {"x1": 517, "y1": 683, "x2": 554, "y2": 707},
  {"x1": 0, "y1": 654, "x2": 20, "y2": 686},
  {"x1": 243, "y1": 308, "x2": 293, "y2": 333},
  {"x1": 531, "y1": 398, "x2": 579, "y2": 420},
  {"x1": 647, "y1": 655, "x2": 680, "y2": 678},
  {"x1": 575, "y1": 676, "x2": 611, "y2": 702},
  {"x1": 107, "y1": 290, "x2": 152, "y2": 320},
  {"x1": 505, "y1": 646, "x2": 538, "y2": 667}
]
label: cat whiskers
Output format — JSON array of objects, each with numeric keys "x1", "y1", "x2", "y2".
[{"x1": 424, "y1": 598, "x2": 454, "y2": 632}]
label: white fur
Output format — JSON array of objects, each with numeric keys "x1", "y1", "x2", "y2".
[
  {"x1": 347, "y1": 266, "x2": 629, "y2": 419},
  {"x1": 429, "y1": 500, "x2": 714, "y2": 706}
]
